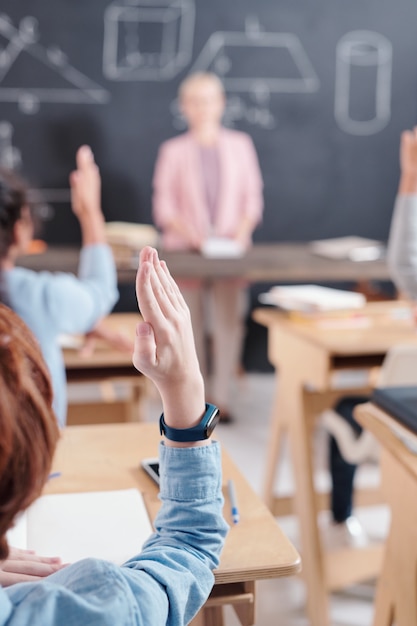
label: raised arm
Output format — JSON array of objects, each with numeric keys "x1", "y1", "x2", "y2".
[
  {"x1": 122, "y1": 247, "x2": 228, "y2": 624},
  {"x1": 387, "y1": 128, "x2": 417, "y2": 299},
  {"x1": 37, "y1": 147, "x2": 118, "y2": 334}
]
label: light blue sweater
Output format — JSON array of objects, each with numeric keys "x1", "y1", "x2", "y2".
[
  {"x1": 4, "y1": 244, "x2": 118, "y2": 426},
  {"x1": 0, "y1": 442, "x2": 228, "y2": 626}
]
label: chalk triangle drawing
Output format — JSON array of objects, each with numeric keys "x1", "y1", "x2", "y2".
[{"x1": 0, "y1": 14, "x2": 110, "y2": 114}]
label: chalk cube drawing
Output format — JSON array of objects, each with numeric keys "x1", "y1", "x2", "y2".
[{"x1": 103, "y1": 0, "x2": 195, "y2": 81}]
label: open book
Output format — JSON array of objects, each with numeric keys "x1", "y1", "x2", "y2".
[
  {"x1": 309, "y1": 236, "x2": 384, "y2": 261},
  {"x1": 6, "y1": 489, "x2": 153, "y2": 566},
  {"x1": 258, "y1": 284, "x2": 366, "y2": 312}
]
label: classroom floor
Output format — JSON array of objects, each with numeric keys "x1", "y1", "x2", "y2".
[{"x1": 144, "y1": 372, "x2": 390, "y2": 626}]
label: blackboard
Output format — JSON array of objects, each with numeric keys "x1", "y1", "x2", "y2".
[{"x1": 1, "y1": 0, "x2": 417, "y2": 248}]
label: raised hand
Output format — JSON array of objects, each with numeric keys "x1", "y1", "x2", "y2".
[
  {"x1": 69, "y1": 146, "x2": 102, "y2": 219},
  {"x1": 69, "y1": 146, "x2": 106, "y2": 245},
  {"x1": 133, "y1": 247, "x2": 206, "y2": 435},
  {"x1": 399, "y1": 128, "x2": 417, "y2": 194}
]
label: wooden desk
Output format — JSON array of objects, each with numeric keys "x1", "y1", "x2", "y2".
[
  {"x1": 355, "y1": 403, "x2": 417, "y2": 626},
  {"x1": 64, "y1": 313, "x2": 145, "y2": 424},
  {"x1": 44, "y1": 423, "x2": 301, "y2": 626},
  {"x1": 252, "y1": 302, "x2": 417, "y2": 626},
  {"x1": 17, "y1": 243, "x2": 390, "y2": 283}
]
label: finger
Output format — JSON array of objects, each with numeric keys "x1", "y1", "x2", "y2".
[
  {"x1": 159, "y1": 260, "x2": 188, "y2": 310},
  {"x1": 2, "y1": 559, "x2": 63, "y2": 576},
  {"x1": 78, "y1": 335, "x2": 96, "y2": 358},
  {"x1": 136, "y1": 261, "x2": 165, "y2": 328},
  {"x1": 76, "y1": 145, "x2": 94, "y2": 170},
  {"x1": 0, "y1": 572, "x2": 43, "y2": 587},
  {"x1": 148, "y1": 253, "x2": 178, "y2": 319},
  {"x1": 6, "y1": 549, "x2": 61, "y2": 564},
  {"x1": 132, "y1": 322, "x2": 157, "y2": 372},
  {"x1": 139, "y1": 246, "x2": 155, "y2": 266}
]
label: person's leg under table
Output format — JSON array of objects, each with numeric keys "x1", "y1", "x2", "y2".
[
  {"x1": 179, "y1": 281, "x2": 208, "y2": 380},
  {"x1": 210, "y1": 280, "x2": 246, "y2": 419}
]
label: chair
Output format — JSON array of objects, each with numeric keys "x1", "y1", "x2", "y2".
[{"x1": 322, "y1": 345, "x2": 417, "y2": 463}]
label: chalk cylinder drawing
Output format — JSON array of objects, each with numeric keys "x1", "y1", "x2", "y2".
[{"x1": 335, "y1": 31, "x2": 392, "y2": 136}]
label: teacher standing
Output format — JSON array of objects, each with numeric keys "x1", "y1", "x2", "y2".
[{"x1": 153, "y1": 72, "x2": 263, "y2": 421}]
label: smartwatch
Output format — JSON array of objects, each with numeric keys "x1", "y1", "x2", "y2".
[{"x1": 159, "y1": 403, "x2": 220, "y2": 442}]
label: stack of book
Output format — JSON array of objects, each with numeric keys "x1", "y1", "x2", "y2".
[{"x1": 105, "y1": 222, "x2": 159, "y2": 267}]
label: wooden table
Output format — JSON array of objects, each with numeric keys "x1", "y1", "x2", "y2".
[
  {"x1": 63, "y1": 313, "x2": 145, "y2": 424},
  {"x1": 355, "y1": 403, "x2": 417, "y2": 626},
  {"x1": 17, "y1": 243, "x2": 390, "y2": 283},
  {"x1": 44, "y1": 423, "x2": 301, "y2": 626},
  {"x1": 252, "y1": 302, "x2": 417, "y2": 626}
]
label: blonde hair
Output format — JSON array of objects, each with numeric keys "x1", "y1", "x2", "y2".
[{"x1": 178, "y1": 72, "x2": 225, "y2": 101}]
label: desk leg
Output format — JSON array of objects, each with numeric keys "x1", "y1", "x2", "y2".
[
  {"x1": 288, "y1": 381, "x2": 329, "y2": 626},
  {"x1": 372, "y1": 544, "x2": 394, "y2": 626},
  {"x1": 263, "y1": 371, "x2": 289, "y2": 510},
  {"x1": 190, "y1": 607, "x2": 224, "y2": 626}
]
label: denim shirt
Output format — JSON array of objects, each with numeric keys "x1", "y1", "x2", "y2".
[
  {"x1": 4, "y1": 244, "x2": 118, "y2": 427},
  {"x1": 0, "y1": 442, "x2": 228, "y2": 626}
]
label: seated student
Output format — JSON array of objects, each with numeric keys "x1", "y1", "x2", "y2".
[
  {"x1": 325, "y1": 127, "x2": 417, "y2": 545},
  {"x1": 0, "y1": 146, "x2": 118, "y2": 427},
  {"x1": 0, "y1": 246, "x2": 228, "y2": 625}
]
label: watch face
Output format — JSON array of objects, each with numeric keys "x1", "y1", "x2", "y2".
[{"x1": 205, "y1": 407, "x2": 220, "y2": 437}]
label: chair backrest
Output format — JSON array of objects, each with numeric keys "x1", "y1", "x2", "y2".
[{"x1": 377, "y1": 345, "x2": 417, "y2": 387}]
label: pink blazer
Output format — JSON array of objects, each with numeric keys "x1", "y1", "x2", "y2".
[{"x1": 152, "y1": 128, "x2": 263, "y2": 250}]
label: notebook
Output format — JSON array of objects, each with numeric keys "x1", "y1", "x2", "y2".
[
  {"x1": 6, "y1": 488, "x2": 153, "y2": 565},
  {"x1": 309, "y1": 236, "x2": 385, "y2": 261},
  {"x1": 258, "y1": 284, "x2": 366, "y2": 312},
  {"x1": 372, "y1": 387, "x2": 417, "y2": 454}
]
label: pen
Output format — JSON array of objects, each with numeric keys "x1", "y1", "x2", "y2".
[
  {"x1": 48, "y1": 471, "x2": 62, "y2": 481},
  {"x1": 228, "y1": 479, "x2": 240, "y2": 524}
]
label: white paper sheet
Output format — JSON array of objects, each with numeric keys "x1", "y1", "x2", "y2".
[{"x1": 7, "y1": 488, "x2": 153, "y2": 565}]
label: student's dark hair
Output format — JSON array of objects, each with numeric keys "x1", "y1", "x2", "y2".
[
  {"x1": 0, "y1": 304, "x2": 59, "y2": 560},
  {"x1": 0, "y1": 169, "x2": 30, "y2": 304},
  {"x1": 0, "y1": 168, "x2": 28, "y2": 261}
]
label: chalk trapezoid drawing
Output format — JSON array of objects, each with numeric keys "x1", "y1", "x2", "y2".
[
  {"x1": 103, "y1": 0, "x2": 195, "y2": 81},
  {"x1": 189, "y1": 26, "x2": 320, "y2": 95},
  {"x1": 0, "y1": 13, "x2": 109, "y2": 114}
]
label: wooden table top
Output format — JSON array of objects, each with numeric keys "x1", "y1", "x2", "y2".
[
  {"x1": 253, "y1": 302, "x2": 417, "y2": 357},
  {"x1": 355, "y1": 403, "x2": 417, "y2": 479},
  {"x1": 44, "y1": 423, "x2": 301, "y2": 584},
  {"x1": 17, "y1": 243, "x2": 390, "y2": 284}
]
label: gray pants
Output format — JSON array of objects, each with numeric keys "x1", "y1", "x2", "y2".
[{"x1": 180, "y1": 281, "x2": 246, "y2": 409}]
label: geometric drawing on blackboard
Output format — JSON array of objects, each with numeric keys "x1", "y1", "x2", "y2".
[
  {"x1": 0, "y1": 121, "x2": 21, "y2": 169},
  {"x1": 335, "y1": 31, "x2": 392, "y2": 136},
  {"x1": 0, "y1": 14, "x2": 110, "y2": 115},
  {"x1": 0, "y1": 120, "x2": 70, "y2": 214},
  {"x1": 103, "y1": 0, "x2": 195, "y2": 81},
  {"x1": 189, "y1": 17, "x2": 320, "y2": 97}
]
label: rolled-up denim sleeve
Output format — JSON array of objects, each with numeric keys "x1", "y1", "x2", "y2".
[{"x1": 122, "y1": 441, "x2": 229, "y2": 626}]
